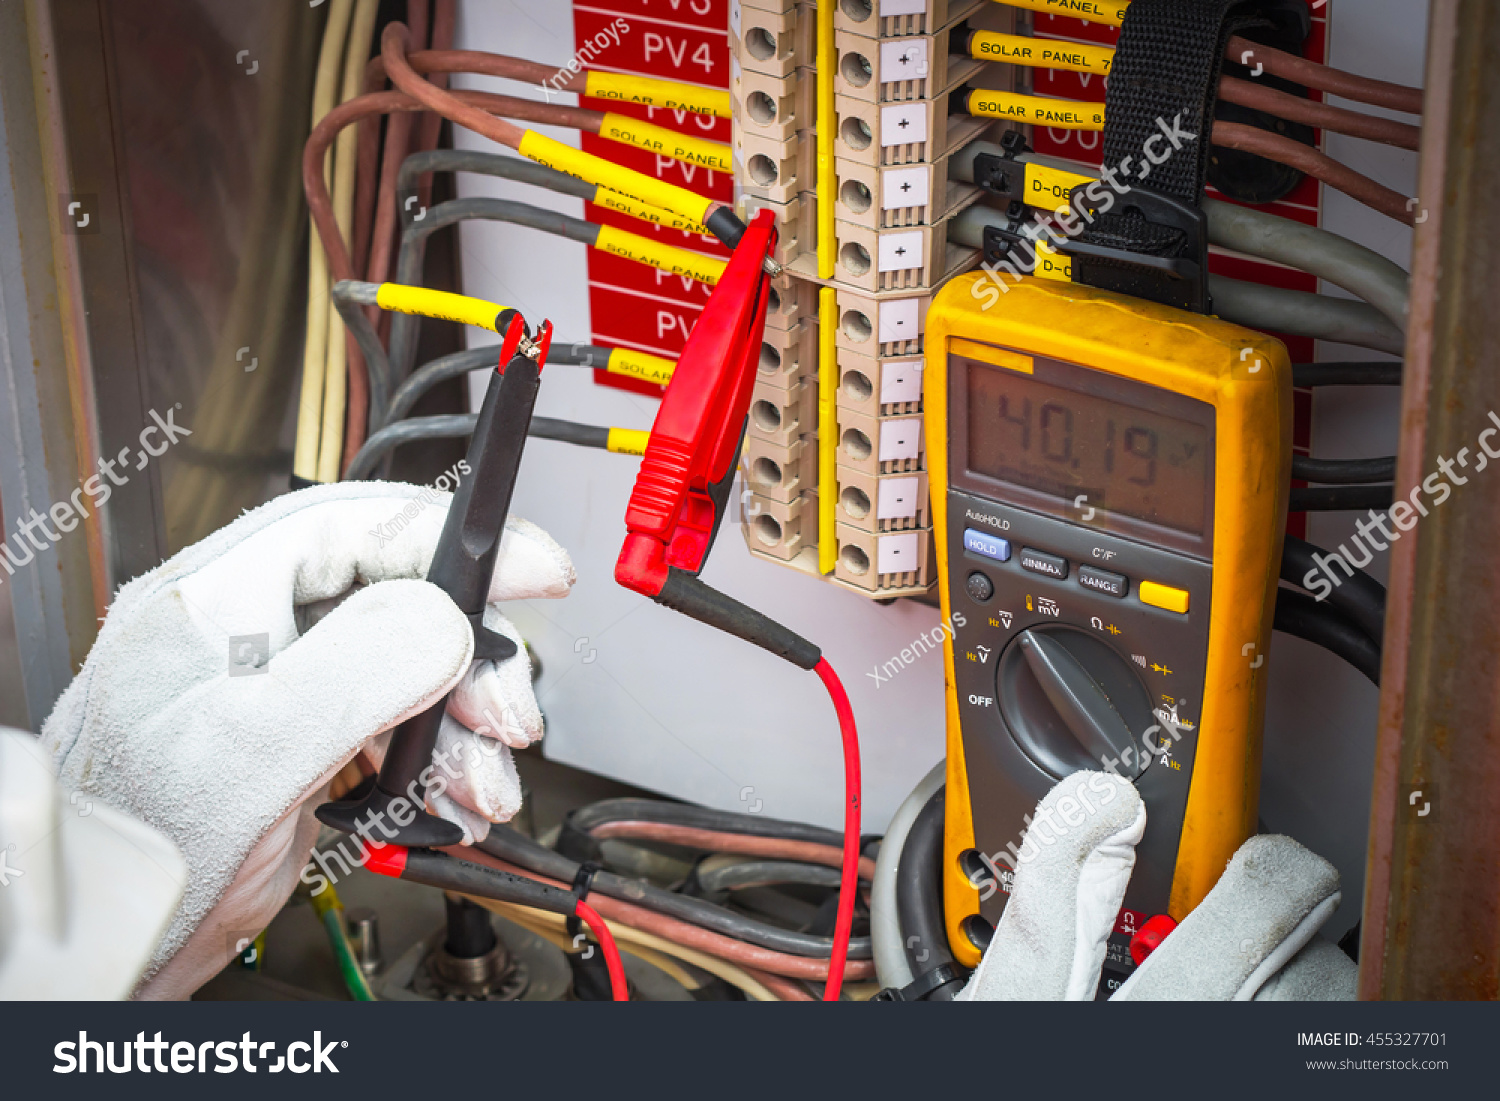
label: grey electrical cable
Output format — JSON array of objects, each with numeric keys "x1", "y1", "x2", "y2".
[
  {"x1": 344, "y1": 411, "x2": 614, "y2": 481},
  {"x1": 331, "y1": 282, "x2": 392, "y2": 431},
  {"x1": 386, "y1": 345, "x2": 501, "y2": 425},
  {"x1": 388, "y1": 197, "x2": 601, "y2": 383},
  {"x1": 388, "y1": 341, "x2": 627, "y2": 426},
  {"x1": 1207, "y1": 276, "x2": 1406, "y2": 356},
  {"x1": 871, "y1": 761, "x2": 947, "y2": 992},
  {"x1": 395, "y1": 148, "x2": 594, "y2": 230},
  {"x1": 1202, "y1": 198, "x2": 1409, "y2": 332}
]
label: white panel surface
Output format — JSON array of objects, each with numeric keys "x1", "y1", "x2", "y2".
[{"x1": 452, "y1": 1, "x2": 943, "y2": 833}]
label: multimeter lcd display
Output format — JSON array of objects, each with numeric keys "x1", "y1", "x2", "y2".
[{"x1": 967, "y1": 363, "x2": 1211, "y2": 535}]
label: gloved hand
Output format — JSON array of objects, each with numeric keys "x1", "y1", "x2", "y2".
[
  {"x1": 40, "y1": 482, "x2": 573, "y2": 999},
  {"x1": 956, "y1": 771, "x2": 1357, "y2": 1001}
]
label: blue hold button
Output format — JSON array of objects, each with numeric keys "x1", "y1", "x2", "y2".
[{"x1": 963, "y1": 528, "x2": 1011, "y2": 563}]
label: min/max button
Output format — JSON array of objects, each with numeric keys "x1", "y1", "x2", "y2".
[
  {"x1": 1078, "y1": 566, "x2": 1128, "y2": 598},
  {"x1": 1019, "y1": 548, "x2": 1068, "y2": 579}
]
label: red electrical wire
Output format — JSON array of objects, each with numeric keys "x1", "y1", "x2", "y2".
[
  {"x1": 573, "y1": 899, "x2": 629, "y2": 1001},
  {"x1": 813, "y1": 656, "x2": 861, "y2": 1003}
]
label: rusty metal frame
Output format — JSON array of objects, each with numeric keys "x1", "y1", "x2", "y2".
[{"x1": 1360, "y1": 0, "x2": 1500, "y2": 1000}]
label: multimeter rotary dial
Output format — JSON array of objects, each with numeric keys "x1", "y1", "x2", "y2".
[{"x1": 996, "y1": 625, "x2": 1156, "y2": 782}]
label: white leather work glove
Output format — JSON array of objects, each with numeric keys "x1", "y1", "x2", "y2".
[
  {"x1": 956, "y1": 771, "x2": 1357, "y2": 1001},
  {"x1": 40, "y1": 482, "x2": 573, "y2": 1000}
]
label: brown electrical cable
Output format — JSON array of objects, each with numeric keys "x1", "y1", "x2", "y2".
[
  {"x1": 1217, "y1": 75, "x2": 1420, "y2": 151},
  {"x1": 587, "y1": 820, "x2": 881, "y2": 882},
  {"x1": 412, "y1": 0, "x2": 456, "y2": 213},
  {"x1": 380, "y1": 24, "x2": 530, "y2": 153},
  {"x1": 1211, "y1": 120, "x2": 1415, "y2": 225},
  {"x1": 744, "y1": 967, "x2": 817, "y2": 1001},
  {"x1": 1227, "y1": 35, "x2": 1423, "y2": 116},
  {"x1": 303, "y1": 87, "x2": 609, "y2": 467},
  {"x1": 453, "y1": 846, "x2": 877, "y2": 983}
]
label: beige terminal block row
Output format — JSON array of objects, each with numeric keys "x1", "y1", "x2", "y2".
[{"x1": 732, "y1": 0, "x2": 1020, "y2": 597}]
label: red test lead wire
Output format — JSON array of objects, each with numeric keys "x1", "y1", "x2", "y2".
[{"x1": 814, "y1": 657, "x2": 862, "y2": 1002}]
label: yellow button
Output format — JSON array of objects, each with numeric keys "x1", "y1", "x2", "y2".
[{"x1": 1139, "y1": 581, "x2": 1190, "y2": 614}]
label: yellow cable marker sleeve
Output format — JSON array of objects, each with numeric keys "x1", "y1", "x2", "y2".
[
  {"x1": 1034, "y1": 239, "x2": 1075, "y2": 283},
  {"x1": 967, "y1": 89, "x2": 1106, "y2": 130},
  {"x1": 968, "y1": 30, "x2": 1115, "y2": 75},
  {"x1": 992, "y1": 0, "x2": 1128, "y2": 28},
  {"x1": 817, "y1": 287, "x2": 838, "y2": 575},
  {"x1": 599, "y1": 113, "x2": 732, "y2": 173},
  {"x1": 606, "y1": 347, "x2": 676, "y2": 385},
  {"x1": 519, "y1": 130, "x2": 716, "y2": 226},
  {"x1": 592, "y1": 190, "x2": 710, "y2": 236},
  {"x1": 606, "y1": 427, "x2": 651, "y2": 455},
  {"x1": 1024, "y1": 162, "x2": 1097, "y2": 214},
  {"x1": 376, "y1": 283, "x2": 506, "y2": 331},
  {"x1": 594, "y1": 224, "x2": 726, "y2": 285},
  {"x1": 584, "y1": 71, "x2": 731, "y2": 119}
]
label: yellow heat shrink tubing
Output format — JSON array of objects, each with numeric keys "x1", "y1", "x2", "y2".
[
  {"x1": 519, "y1": 130, "x2": 715, "y2": 229},
  {"x1": 966, "y1": 89, "x2": 1106, "y2": 130},
  {"x1": 375, "y1": 283, "x2": 511, "y2": 331},
  {"x1": 990, "y1": 0, "x2": 1128, "y2": 27},
  {"x1": 583, "y1": 71, "x2": 732, "y2": 119},
  {"x1": 968, "y1": 30, "x2": 1115, "y2": 76},
  {"x1": 606, "y1": 427, "x2": 651, "y2": 455},
  {"x1": 592, "y1": 190, "x2": 711, "y2": 237},
  {"x1": 598, "y1": 113, "x2": 732, "y2": 174},
  {"x1": 594, "y1": 224, "x2": 727, "y2": 285},
  {"x1": 605, "y1": 347, "x2": 676, "y2": 386}
]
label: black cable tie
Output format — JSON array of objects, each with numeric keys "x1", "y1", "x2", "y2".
[
  {"x1": 873, "y1": 963, "x2": 965, "y2": 1002},
  {"x1": 565, "y1": 860, "x2": 602, "y2": 941}
]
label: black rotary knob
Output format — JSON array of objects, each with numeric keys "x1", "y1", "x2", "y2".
[{"x1": 996, "y1": 625, "x2": 1156, "y2": 781}]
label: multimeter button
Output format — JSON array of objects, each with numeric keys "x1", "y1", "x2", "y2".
[
  {"x1": 1019, "y1": 547, "x2": 1068, "y2": 579},
  {"x1": 1139, "y1": 580, "x2": 1190, "y2": 614},
  {"x1": 1078, "y1": 566, "x2": 1128, "y2": 598},
  {"x1": 963, "y1": 528, "x2": 1011, "y2": 562},
  {"x1": 966, "y1": 571, "x2": 995, "y2": 603}
]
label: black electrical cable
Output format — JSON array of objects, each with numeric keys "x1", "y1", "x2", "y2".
[
  {"x1": 562, "y1": 797, "x2": 847, "y2": 854},
  {"x1": 1290, "y1": 485, "x2": 1395, "y2": 511},
  {"x1": 1291, "y1": 455, "x2": 1398, "y2": 484},
  {"x1": 344, "y1": 412, "x2": 620, "y2": 481},
  {"x1": 1273, "y1": 588, "x2": 1381, "y2": 684},
  {"x1": 1281, "y1": 535, "x2": 1387, "y2": 645},
  {"x1": 331, "y1": 288, "x2": 393, "y2": 430},
  {"x1": 1292, "y1": 361, "x2": 1402, "y2": 387},
  {"x1": 896, "y1": 787, "x2": 962, "y2": 1001},
  {"x1": 476, "y1": 825, "x2": 872, "y2": 960},
  {"x1": 691, "y1": 860, "x2": 842, "y2": 897}
]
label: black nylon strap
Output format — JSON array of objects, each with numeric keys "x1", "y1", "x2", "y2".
[{"x1": 1074, "y1": 0, "x2": 1270, "y2": 310}]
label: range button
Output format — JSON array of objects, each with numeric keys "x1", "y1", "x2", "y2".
[
  {"x1": 1019, "y1": 547, "x2": 1068, "y2": 579},
  {"x1": 1078, "y1": 566, "x2": 1128, "y2": 598}
]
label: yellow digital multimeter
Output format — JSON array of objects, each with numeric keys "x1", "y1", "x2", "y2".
[{"x1": 926, "y1": 274, "x2": 1292, "y2": 995}]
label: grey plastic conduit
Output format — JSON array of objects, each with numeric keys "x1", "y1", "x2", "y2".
[
  {"x1": 1203, "y1": 198, "x2": 1409, "y2": 332},
  {"x1": 951, "y1": 141, "x2": 1411, "y2": 341},
  {"x1": 1206, "y1": 276, "x2": 1406, "y2": 356},
  {"x1": 388, "y1": 197, "x2": 601, "y2": 385},
  {"x1": 948, "y1": 207, "x2": 1404, "y2": 355},
  {"x1": 871, "y1": 760, "x2": 947, "y2": 991}
]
